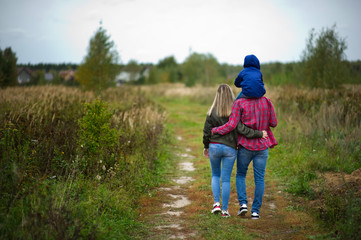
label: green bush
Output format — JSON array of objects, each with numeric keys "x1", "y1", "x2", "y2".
[{"x1": 77, "y1": 99, "x2": 120, "y2": 176}]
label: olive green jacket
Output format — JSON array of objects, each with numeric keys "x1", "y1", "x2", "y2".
[{"x1": 203, "y1": 108, "x2": 263, "y2": 149}]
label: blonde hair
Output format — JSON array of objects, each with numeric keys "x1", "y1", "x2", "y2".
[{"x1": 207, "y1": 84, "x2": 235, "y2": 117}]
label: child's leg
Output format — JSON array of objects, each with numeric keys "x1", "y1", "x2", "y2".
[{"x1": 235, "y1": 92, "x2": 247, "y2": 100}]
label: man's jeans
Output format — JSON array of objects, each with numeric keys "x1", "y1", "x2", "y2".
[
  {"x1": 209, "y1": 143, "x2": 237, "y2": 210},
  {"x1": 236, "y1": 147, "x2": 269, "y2": 214}
]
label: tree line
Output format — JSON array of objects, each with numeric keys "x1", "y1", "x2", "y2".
[{"x1": 1, "y1": 25, "x2": 360, "y2": 89}]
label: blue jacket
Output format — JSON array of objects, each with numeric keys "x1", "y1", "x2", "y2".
[{"x1": 234, "y1": 55, "x2": 266, "y2": 98}]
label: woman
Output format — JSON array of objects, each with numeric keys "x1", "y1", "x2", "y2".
[{"x1": 203, "y1": 84, "x2": 266, "y2": 217}]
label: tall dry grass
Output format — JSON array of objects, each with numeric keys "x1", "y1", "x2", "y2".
[
  {"x1": 0, "y1": 86, "x2": 169, "y2": 239},
  {"x1": 272, "y1": 85, "x2": 361, "y2": 168}
]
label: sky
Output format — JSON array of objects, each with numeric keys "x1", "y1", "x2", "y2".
[{"x1": 0, "y1": 0, "x2": 360, "y2": 65}]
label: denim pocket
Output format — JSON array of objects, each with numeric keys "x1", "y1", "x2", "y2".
[
  {"x1": 224, "y1": 146, "x2": 236, "y2": 158},
  {"x1": 209, "y1": 144, "x2": 219, "y2": 157}
]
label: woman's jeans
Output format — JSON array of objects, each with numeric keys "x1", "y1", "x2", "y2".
[
  {"x1": 209, "y1": 143, "x2": 237, "y2": 210},
  {"x1": 236, "y1": 147, "x2": 269, "y2": 214}
]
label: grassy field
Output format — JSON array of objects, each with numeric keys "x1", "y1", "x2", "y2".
[{"x1": 1, "y1": 84, "x2": 360, "y2": 239}]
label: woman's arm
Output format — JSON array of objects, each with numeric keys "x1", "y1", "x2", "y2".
[
  {"x1": 236, "y1": 121, "x2": 264, "y2": 138},
  {"x1": 203, "y1": 115, "x2": 212, "y2": 149}
]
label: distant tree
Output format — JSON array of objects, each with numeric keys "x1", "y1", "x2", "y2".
[
  {"x1": 18, "y1": 63, "x2": 78, "y2": 71},
  {"x1": 218, "y1": 63, "x2": 242, "y2": 83},
  {"x1": 301, "y1": 25, "x2": 347, "y2": 88},
  {"x1": 0, "y1": 47, "x2": 18, "y2": 87},
  {"x1": 77, "y1": 27, "x2": 120, "y2": 91},
  {"x1": 346, "y1": 60, "x2": 361, "y2": 84},
  {"x1": 30, "y1": 70, "x2": 46, "y2": 85},
  {"x1": 203, "y1": 54, "x2": 219, "y2": 86},
  {"x1": 156, "y1": 56, "x2": 180, "y2": 83},
  {"x1": 146, "y1": 67, "x2": 160, "y2": 84},
  {"x1": 182, "y1": 53, "x2": 203, "y2": 86},
  {"x1": 157, "y1": 56, "x2": 177, "y2": 69},
  {"x1": 182, "y1": 52, "x2": 220, "y2": 86},
  {"x1": 0, "y1": 49, "x2": 5, "y2": 86}
]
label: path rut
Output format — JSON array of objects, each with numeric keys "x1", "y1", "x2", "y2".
[{"x1": 138, "y1": 137, "x2": 196, "y2": 239}]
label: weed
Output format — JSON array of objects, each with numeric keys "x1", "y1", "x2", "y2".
[
  {"x1": 287, "y1": 171, "x2": 317, "y2": 199},
  {"x1": 317, "y1": 188, "x2": 361, "y2": 239}
]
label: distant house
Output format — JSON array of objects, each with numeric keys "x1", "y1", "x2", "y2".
[
  {"x1": 115, "y1": 71, "x2": 140, "y2": 86},
  {"x1": 59, "y1": 70, "x2": 76, "y2": 82},
  {"x1": 44, "y1": 72, "x2": 54, "y2": 81},
  {"x1": 142, "y1": 66, "x2": 151, "y2": 79},
  {"x1": 17, "y1": 67, "x2": 33, "y2": 84},
  {"x1": 115, "y1": 66, "x2": 151, "y2": 86}
]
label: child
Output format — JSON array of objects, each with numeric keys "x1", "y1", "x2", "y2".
[
  {"x1": 234, "y1": 54, "x2": 266, "y2": 100},
  {"x1": 203, "y1": 84, "x2": 266, "y2": 217}
]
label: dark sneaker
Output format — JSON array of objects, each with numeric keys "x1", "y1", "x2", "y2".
[
  {"x1": 251, "y1": 212, "x2": 260, "y2": 220},
  {"x1": 211, "y1": 202, "x2": 221, "y2": 214},
  {"x1": 237, "y1": 204, "x2": 248, "y2": 216},
  {"x1": 222, "y1": 210, "x2": 230, "y2": 218}
]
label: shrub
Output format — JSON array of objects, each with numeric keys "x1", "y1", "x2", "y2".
[
  {"x1": 301, "y1": 25, "x2": 348, "y2": 88},
  {"x1": 77, "y1": 99, "x2": 120, "y2": 176}
]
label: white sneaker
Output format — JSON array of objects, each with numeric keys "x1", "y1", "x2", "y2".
[
  {"x1": 237, "y1": 204, "x2": 248, "y2": 216},
  {"x1": 211, "y1": 202, "x2": 221, "y2": 214},
  {"x1": 221, "y1": 210, "x2": 230, "y2": 218},
  {"x1": 251, "y1": 212, "x2": 260, "y2": 220}
]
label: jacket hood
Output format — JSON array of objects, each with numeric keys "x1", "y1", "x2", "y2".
[{"x1": 243, "y1": 55, "x2": 260, "y2": 69}]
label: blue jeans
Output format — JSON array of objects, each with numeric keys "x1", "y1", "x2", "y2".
[
  {"x1": 236, "y1": 147, "x2": 269, "y2": 214},
  {"x1": 209, "y1": 144, "x2": 237, "y2": 210},
  {"x1": 235, "y1": 92, "x2": 247, "y2": 100}
]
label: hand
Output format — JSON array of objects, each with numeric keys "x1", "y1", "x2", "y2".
[
  {"x1": 262, "y1": 130, "x2": 268, "y2": 139},
  {"x1": 203, "y1": 148, "x2": 209, "y2": 158}
]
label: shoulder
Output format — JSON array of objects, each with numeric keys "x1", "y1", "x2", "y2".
[
  {"x1": 234, "y1": 98, "x2": 248, "y2": 109},
  {"x1": 234, "y1": 98, "x2": 246, "y2": 105},
  {"x1": 208, "y1": 108, "x2": 221, "y2": 120},
  {"x1": 259, "y1": 97, "x2": 275, "y2": 108},
  {"x1": 262, "y1": 96, "x2": 273, "y2": 103}
]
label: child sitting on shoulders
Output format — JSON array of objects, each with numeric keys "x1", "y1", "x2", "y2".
[{"x1": 234, "y1": 54, "x2": 266, "y2": 100}]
